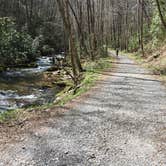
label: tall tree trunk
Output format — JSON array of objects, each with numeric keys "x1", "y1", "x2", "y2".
[{"x1": 140, "y1": 0, "x2": 144, "y2": 56}]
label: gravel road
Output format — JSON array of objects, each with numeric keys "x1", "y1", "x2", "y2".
[{"x1": 0, "y1": 55, "x2": 166, "y2": 166}]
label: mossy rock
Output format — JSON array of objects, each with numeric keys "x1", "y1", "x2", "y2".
[{"x1": 46, "y1": 66, "x2": 59, "y2": 72}]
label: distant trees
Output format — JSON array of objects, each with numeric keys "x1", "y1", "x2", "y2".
[
  {"x1": 47, "y1": 0, "x2": 166, "y2": 83},
  {"x1": 106, "y1": 0, "x2": 165, "y2": 53},
  {"x1": 0, "y1": 0, "x2": 65, "y2": 53},
  {"x1": 0, "y1": 0, "x2": 165, "y2": 71},
  {"x1": 56, "y1": 0, "x2": 113, "y2": 85}
]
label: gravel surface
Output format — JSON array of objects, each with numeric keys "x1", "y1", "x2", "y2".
[{"x1": 0, "y1": 55, "x2": 166, "y2": 166}]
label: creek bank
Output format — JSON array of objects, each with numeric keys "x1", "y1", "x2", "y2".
[
  {"x1": 124, "y1": 44, "x2": 166, "y2": 84},
  {"x1": 0, "y1": 56, "x2": 68, "y2": 112},
  {"x1": 0, "y1": 57, "x2": 113, "y2": 124}
]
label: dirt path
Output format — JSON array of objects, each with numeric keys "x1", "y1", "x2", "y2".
[{"x1": 0, "y1": 55, "x2": 166, "y2": 166}]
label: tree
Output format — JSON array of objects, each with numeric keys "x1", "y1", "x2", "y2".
[{"x1": 0, "y1": 17, "x2": 35, "y2": 67}]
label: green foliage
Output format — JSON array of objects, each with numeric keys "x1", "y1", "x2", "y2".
[
  {"x1": 40, "y1": 22, "x2": 65, "y2": 53},
  {"x1": 128, "y1": 34, "x2": 139, "y2": 51},
  {"x1": 0, "y1": 57, "x2": 113, "y2": 123},
  {"x1": 128, "y1": 2, "x2": 166, "y2": 52},
  {"x1": 31, "y1": 21, "x2": 65, "y2": 56},
  {"x1": 150, "y1": 8, "x2": 166, "y2": 47},
  {"x1": 56, "y1": 57, "x2": 112, "y2": 106},
  {"x1": 0, "y1": 17, "x2": 36, "y2": 67},
  {"x1": 41, "y1": 45, "x2": 55, "y2": 55},
  {"x1": 158, "y1": 0, "x2": 166, "y2": 14},
  {"x1": 32, "y1": 36, "x2": 55, "y2": 56},
  {"x1": 0, "y1": 109, "x2": 18, "y2": 123}
]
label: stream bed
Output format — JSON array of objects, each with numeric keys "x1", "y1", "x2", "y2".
[{"x1": 0, "y1": 57, "x2": 60, "y2": 113}]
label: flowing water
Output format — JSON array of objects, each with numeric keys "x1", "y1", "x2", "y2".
[{"x1": 0, "y1": 57, "x2": 59, "y2": 112}]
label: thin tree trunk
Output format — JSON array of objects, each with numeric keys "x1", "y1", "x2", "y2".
[{"x1": 140, "y1": 0, "x2": 144, "y2": 56}]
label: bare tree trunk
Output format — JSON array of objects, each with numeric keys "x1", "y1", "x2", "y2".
[
  {"x1": 57, "y1": 0, "x2": 81, "y2": 85},
  {"x1": 140, "y1": 0, "x2": 144, "y2": 56}
]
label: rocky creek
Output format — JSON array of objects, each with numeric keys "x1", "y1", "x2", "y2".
[{"x1": 0, "y1": 57, "x2": 62, "y2": 112}]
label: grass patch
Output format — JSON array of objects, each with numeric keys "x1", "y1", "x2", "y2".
[
  {"x1": 56, "y1": 57, "x2": 113, "y2": 106},
  {"x1": 0, "y1": 109, "x2": 18, "y2": 123},
  {"x1": 0, "y1": 103, "x2": 57, "y2": 124},
  {"x1": 0, "y1": 57, "x2": 113, "y2": 124}
]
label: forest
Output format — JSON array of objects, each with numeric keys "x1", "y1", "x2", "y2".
[
  {"x1": 0, "y1": 0, "x2": 165, "y2": 110},
  {"x1": 0, "y1": 0, "x2": 166, "y2": 165},
  {"x1": 0, "y1": 0, "x2": 165, "y2": 68},
  {"x1": 0, "y1": 0, "x2": 165, "y2": 61}
]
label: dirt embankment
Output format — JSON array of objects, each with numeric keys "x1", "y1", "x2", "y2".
[{"x1": 145, "y1": 44, "x2": 166, "y2": 75}]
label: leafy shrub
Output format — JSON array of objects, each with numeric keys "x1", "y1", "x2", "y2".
[
  {"x1": 150, "y1": 9, "x2": 166, "y2": 47},
  {"x1": 40, "y1": 21, "x2": 66, "y2": 53},
  {"x1": 0, "y1": 17, "x2": 36, "y2": 67},
  {"x1": 41, "y1": 45, "x2": 55, "y2": 56},
  {"x1": 128, "y1": 34, "x2": 139, "y2": 52}
]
